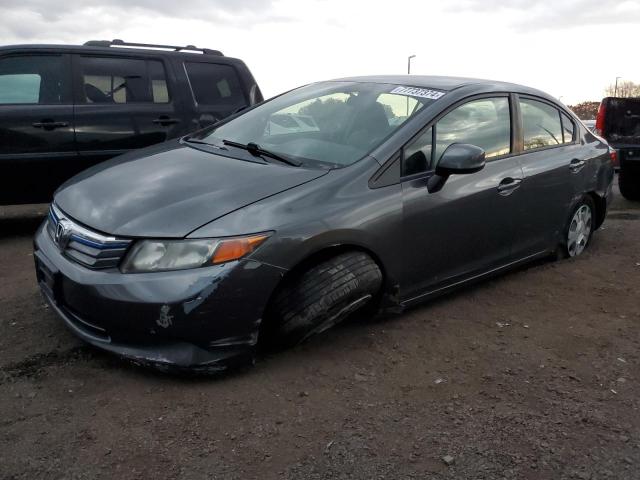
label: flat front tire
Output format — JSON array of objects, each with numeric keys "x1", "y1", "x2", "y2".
[{"x1": 266, "y1": 251, "x2": 382, "y2": 348}]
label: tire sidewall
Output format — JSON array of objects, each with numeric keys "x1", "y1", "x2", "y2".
[{"x1": 264, "y1": 251, "x2": 382, "y2": 349}]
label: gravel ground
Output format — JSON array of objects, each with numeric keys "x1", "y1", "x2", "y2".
[{"x1": 1, "y1": 179, "x2": 639, "y2": 480}]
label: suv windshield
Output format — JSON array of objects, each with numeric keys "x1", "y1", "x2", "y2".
[{"x1": 193, "y1": 81, "x2": 444, "y2": 167}]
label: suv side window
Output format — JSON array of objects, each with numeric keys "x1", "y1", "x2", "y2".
[
  {"x1": 435, "y1": 97, "x2": 511, "y2": 163},
  {"x1": 560, "y1": 112, "x2": 575, "y2": 144},
  {"x1": 521, "y1": 98, "x2": 563, "y2": 150},
  {"x1": 149, "y1": 60, "x2": 170, "y2": 103},
  {"x1": 0, "y1": 55, "x2": 67, "y2": 104},
  {"x1": 78, "y1": 56, "x2": 168, "y2": 104},
  {"x1": 184, "y1": 62, "x2": 245, "y2": 108}
]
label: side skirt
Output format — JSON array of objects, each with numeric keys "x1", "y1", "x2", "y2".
[{"x1": 400, "y1": 250, "x2": 552, "y2": 308}]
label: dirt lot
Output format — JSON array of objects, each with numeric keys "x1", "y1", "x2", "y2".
[{"x1": 1, "y1": 181, "x2": 639, "y2": 480}]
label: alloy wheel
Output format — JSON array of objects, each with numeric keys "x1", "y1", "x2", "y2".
[{"x1": 567, "y1": 204, "x2": 592, "y2": 257}]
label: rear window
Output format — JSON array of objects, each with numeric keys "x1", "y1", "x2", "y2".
[
  {"x1": 0, "y1": 55, "x2": 67, "y2": 104},
  {"x1": 601, "y1": 98, "x2": 640, "y2": 144},
  {"x1": 184, "y1": 62, "x2": 245, "y2": 108}
]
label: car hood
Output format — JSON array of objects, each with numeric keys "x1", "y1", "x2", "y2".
[{"x1": 54, "y1": 142, "x2": 328, "y2": 237}]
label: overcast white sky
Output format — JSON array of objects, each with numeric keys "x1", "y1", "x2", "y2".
[{"x1": 1, "y1": 0, "x2": 639, "y2": 105}]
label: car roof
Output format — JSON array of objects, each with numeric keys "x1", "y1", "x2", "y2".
[{"x1": 330, "y1": 75, "x2": 555, "y2": 99}]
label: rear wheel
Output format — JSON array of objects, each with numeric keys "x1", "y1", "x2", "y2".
[
  {"x1": 563, "y1": 196, "x2": 595, "y2": 258},
  {"x1": 619, "y1": 166, "x2": 640, "y2": 201},
  {"x1": 265, "y1": 251, "x2": 382, "y2": 348}
]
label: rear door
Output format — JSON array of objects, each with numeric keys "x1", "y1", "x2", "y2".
[
  {"x1": 72, "y1": 54, "x2": 180, "y2": 168},
  {"x1": 401, "y1": 95, "x2": 524, "y2": 300},
  {"x1": 182, "y1": 60, "x2": 249, "y2": 129},
  {"x1": 510, "y1": 96, "x2": 583, "y2": 257},
  {"x1": 0, "y1": 53, "x2": 75, "y2": 204}
]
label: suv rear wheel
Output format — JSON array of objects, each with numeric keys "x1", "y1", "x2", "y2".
[{"x1": 619, "y1": 167, "x2": 640, "y2": 201}]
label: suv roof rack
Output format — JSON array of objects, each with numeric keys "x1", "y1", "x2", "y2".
[{"x1": 83, "y1": 39, "x2": 223, "y2": 56}]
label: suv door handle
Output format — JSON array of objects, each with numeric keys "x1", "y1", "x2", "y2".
[
  {"x1": 152, "y1": 116, "x2": 181, "y2": 126},
  {"x1": 569, "y1": 158, "x2": 586, "y2": 173},
  {"x1": 32, "y1": 120, "x2": 69, "y2": 130},
  {"x1": 497, "y1": 177, "x2": 522, "y2": 196}
]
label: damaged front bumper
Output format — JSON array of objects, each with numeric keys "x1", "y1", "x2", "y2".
[{"x1": 33, "y1": 222, "x2": 285, "y2": 372}]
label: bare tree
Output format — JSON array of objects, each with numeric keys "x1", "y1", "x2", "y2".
[{"x1": 604, "y1": 80, "x2": 640, "y2": 98}]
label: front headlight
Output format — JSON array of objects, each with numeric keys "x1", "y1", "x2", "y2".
[{"x1": 120, "y1": 233, "x2": 270, "y2": 273}]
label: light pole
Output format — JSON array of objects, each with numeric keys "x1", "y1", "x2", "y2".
[
  {"x1": 614, "y1": 76, "x2": 621, "y2": 97},
  {"x1": 407, "y1": 55, "x2": 416, "y2": 116},
  {"x1": 407, "y1": 55, "x2": 416, "y2": 75}
]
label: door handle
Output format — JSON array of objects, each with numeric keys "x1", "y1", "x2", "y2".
[
  {"x1": 497, "y1": 177, "x2": 522, "y2": 196},
  {"x1": 569, "y1": 158, "x2": 586, "y2": 173},
  {"x1": 32, "y1": 121, "x2": 69, "y2": 130},
  {"x1": 152, "y1": 116, "x2": 181, "y2": 126}
]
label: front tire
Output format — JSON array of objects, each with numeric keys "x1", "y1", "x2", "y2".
[
  {"x1": 265, "y1": 251, "x2": 382, "y2": 348},
  {"x1": 563, "y1": 196, "x2": 595, "y2": 258}
]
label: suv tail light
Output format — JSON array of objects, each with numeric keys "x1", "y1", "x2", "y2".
[{"x1": 595, "y1": 101, "x2": 606, "y2": 136}]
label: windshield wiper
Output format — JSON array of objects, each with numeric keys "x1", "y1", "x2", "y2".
[
  {"x1": 222, "y1": 139, "x2": 302, "y2": 167},
  {"x1": 183, "y1": 136, "x2": 227, "y2": 148}
]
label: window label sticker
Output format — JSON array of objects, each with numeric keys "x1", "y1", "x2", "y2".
[{"x1": 390, "y1": 86, "x2": 446, "y2": 100}]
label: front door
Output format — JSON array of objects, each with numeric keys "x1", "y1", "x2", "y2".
[
  {"x1": 72, "y1": 54, "x2": 181, "y2": 169},
  {"x1": 401, "y1": 96, "x2": 524, "y2": 301},
  {"x1": 0, "y1": 53, "x2": 75, "y2": 204}
]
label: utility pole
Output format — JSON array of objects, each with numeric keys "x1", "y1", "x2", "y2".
[{"x1": 615, "y1": 76, "x2": 621, "y2": 97}]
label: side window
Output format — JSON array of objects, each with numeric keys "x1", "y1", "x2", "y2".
[
  {"x1": 148, "y1": 60, "x2": 170, "y2": 103},
  {"x1": 0, "y1": 55, "x2": 67, "y2": 104},
  {"x1": 184, "y1": 62, "x2": 245, "y2": 108},
  {"x1": 561, "y1": 112, "x2": 575, "y2": 144},
  {"x1": 403, "y1": 127, "x2": 433, "y2": 176},
  {"x1": 435, "y1": 97, "x2": 511, "y2": 162},
  {"x1": 521, "y1": 98, "x2": 563, "y2": 150},
  {"x1": 78, "y1": 57, "x2": 167, "y2": 104}
]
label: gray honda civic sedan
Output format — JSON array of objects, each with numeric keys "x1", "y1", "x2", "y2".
[{"x1": 34, "y1": 76, "x2": 614, "y2": 372}]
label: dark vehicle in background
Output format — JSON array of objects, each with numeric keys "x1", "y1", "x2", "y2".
[
  {"x1": 596, "y1": 97, "x2": 640, "y2": 200},
  {"x1": 0, "y1": 39, "x2": 262, "y2": 204},
  {"x1": 34, "y1": 76, "x2": 614, "y2": 372}
]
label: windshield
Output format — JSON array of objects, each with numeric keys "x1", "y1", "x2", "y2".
[{"x1": 193, "y1": 81, "x2": 444, "y2": 168}]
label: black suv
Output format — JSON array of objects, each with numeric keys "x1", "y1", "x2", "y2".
[
  {"x1": 0, "y1": 39, "x2": 263, "y2": 204},
  {"x1": 596, "y1": 97, "x2": 640, "y2": 200}
]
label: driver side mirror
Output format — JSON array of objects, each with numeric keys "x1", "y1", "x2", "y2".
[{"x1": 427, "y1": 143, "x2": 486, "y2": 193}]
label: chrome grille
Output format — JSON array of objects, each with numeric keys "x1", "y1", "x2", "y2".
[{"x1": 47, "y1": 205, "x2": 132, "y2": 269}]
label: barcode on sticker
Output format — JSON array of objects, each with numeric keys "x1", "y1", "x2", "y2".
[{"x1": 390, "y1": 86, "x2": 445, "y2": 100}]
